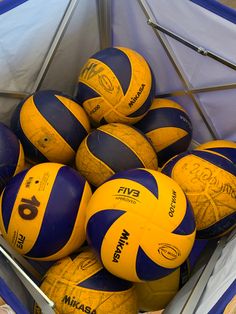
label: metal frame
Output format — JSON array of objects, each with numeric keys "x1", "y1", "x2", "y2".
[
  {"x1": 97, "y1": 0, "x2": 236, "y2": 139},
  {"x1": 0, "y1": 248, "x2": 55, "y2": 314},
  {"x1": 31, "y1": 0, "x2": 81, "y2": 92},
  {"x1": 147, "y1": 20, "x2": 236, "y2": 71},
  {"x1": 138, "y1": 0, "x2": 227, "y2": 139},
  {"x1": 97, "y1": 0, "x2": 112, "y2": 49}
]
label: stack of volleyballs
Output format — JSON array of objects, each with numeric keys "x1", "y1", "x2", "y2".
[{"x1": 0, "y1": 45, "x2": 202, "y2": 313}]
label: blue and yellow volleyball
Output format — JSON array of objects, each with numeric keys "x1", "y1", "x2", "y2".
[
  {"x1": 135, "y1": 238, "x2": 208, "y2": 312},
  {"x1": 85, "y1": 168, "x2": 196, "y2": 282},
  {"x1": 0, "y1": 163, "x2": 92, "y2": 261},
  {"x1": 196, "y1": 139, "x2": 236, "y2": 164},
  {"x1": 135, "y1": 267, "x2": 181, "y2": 312},
  {"x1": 34, "y1": 247, "x2": 138, "y2": 314},
  {"x1": 134, "y1": 98, "x2": 193, "y2": 166},
  {"x1": 75, "y1": 46, "x2": 155, "y2": 125},
  {"x1": 75, "y1": 123, "x2": 158, "y2": 187},
  {"x1": 162, "y1": 150, "x2": 236, "y2": 238},
  {"x1": 11, "y1": 90, "x2": 91, "y2": 164},
  {"x1": 0, "y1": 122, "x2": 25, "y2": 193}
]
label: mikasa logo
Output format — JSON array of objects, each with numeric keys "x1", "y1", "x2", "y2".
[
  {"x1": 62, "y1": 295, "x2": 96, "y2": 314},
  {"x1": 112, "y1": 229, "x2": 130, "y2": 263},
  {"x1": 128, "y1": 84, "x2": 145, "y2": 108},
  {"x1": 80, "y1": 62, "x2": 103, "y2": 80}
]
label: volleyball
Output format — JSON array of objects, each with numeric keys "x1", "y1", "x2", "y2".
[
  {"x1": 0, "y1": 163, "x2": 92, "y2": 261},
  {"x1": 196, "y1": 139, "x2": 236, "y2": 164},
  {"x1": 135, "y1": 238, "x2": 208, "y2": 312},
  {"x1": 85, "y1": 168, "x2": 196, "y2": 282},
  {"x1": 34, "y1": 247, "x2": 138, "y2": 314},
  {"x1": 135, "y1": 267, "x2": 181, "y2": 312},
  {"x1": 75, "y1": 123, "x2": 158, "y2": 187},
  {"x1": 75, "y1": 46, "x2": 155, "y2": 125},
  {"x1": 134, "y1": 98, "x2": 193, "y2": 167},
  {"x1": 0, "y1": 122, "x2": 25, "y2": 193},
  {"x1": 162, "y1": 149, "x2": 236, "y2": 238},
  {"x1": 11, "y1": 90, "x2": 90, "y2": 164}
]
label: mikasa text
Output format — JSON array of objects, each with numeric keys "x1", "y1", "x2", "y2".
[
  {"x1": 62, "y1": 295, "x2": 96, "y2": 314},
  {"x1": 128, "y1": 83, "x2": 145, "y2": 108},
  {"x1": 113, "y1": 229, "x2": 130, "y2": 263}
]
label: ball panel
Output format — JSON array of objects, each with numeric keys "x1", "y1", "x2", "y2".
[
  {"x1": 26, "y1": 166, "x2": 87, "y2": 259},
  {"x1": 76, "y1": 82, "x2": 100, "y2": 109},
  {"x1": 11, "y1": 102, "x2": 48, "y2": 163},
  {"x1": 85, "y1": 175, "x2": 159, "y2": 223},
  {"x1": 197, "y1": 140, "x2": 236, "y2": 164},
  {"x1": 98, "y1": 124, "x2": 158, "y2": 170},
  {"x1": 135, "y1": 107, "x2": 192, "y2": 134},
  {"x1": 14, "y1": 141, "x2": 25, "y2": 175},
  {"x1": 86, "y1": 129, "x2": 145, "y2": 172},
  {"x1": 146, "y1": 127, "x2": 189, "y2": 152},
  {"x1": 86, "y1": 209, "x2": 126, "y2": 255},
  {"x1": 88, "y1": 170, "x2": 193, "y2": 234},
  {"x1": 161, "y1": 152, "x2": 188, "y2": 175},
  {"x1": 100, "y1": 212, "x2": 143, "y2": 282},
  {"x1": 156, "y1": 133, "x2": 191, "y2": 165},
  {"x1": 206, "y1": 147, "x2": 236, "y2": 164},
  {"x1": 137, "y1": 221, "x2": 195, "y2": 270},
  {"x1": 79, "y1": 57, "x2": 124, "y2": 106},
  {"x1": 78, "y1": 267, "x2": 133, "y2": 291},
  {"x1": 102, "y1": 106, "x2": 144, "y2": 124},
  {"x1": 136, "y1": 246, "x2": 176, "y2": 281},
  {"x1": 108, "y1": 168, "x2": 159, "y2": 199},
  {"x1": 127, "y1": 69, "x2": 155, "y2": 118},
  {"x1": 172, "y1": 200, "x2": 196, "y2": 235},
  {"x1": 110, "y1": 49, "x2": 153, "y2": 120},
  {"x1": 197, "y1": 211, "x2": 236, "y2": 238},
  {"x1": 187, "y1": 239, "x2": 208, "y2": 270},
  {"x1": 33, "y1": 91, "x2": 88, "y2": 152},
  {"x1": 75, "y1": 137, "x2": 114, "y2": 187},
  {"x1": 151, "y1": 99, "x2": 185, "y2": 110},
  {"x1": 82, "y1": 96, "x2": 110, "y2": 125},
  {"x1": 192, "y1": 150, "x2": 236, "y2": 174},
  {"x1": 55, "y1": 95, "x2": 90, "y2": 132},
  {"x1": 0, "y1": 169, "x2": 28, "y2": 235},
  {"x1": 91, "y1": 47, "x2": 132, "y2": 94},
  {"x1": 20, "y1": 96, "x2": 74, "y2": 163},
  {"x1": 135, "y1": 268, "x2": 180, "y2": 311},
  {"x1": 0, "y1": 123, "x2": 21, "y2": 167},
  {"x1": 0, "y1": 124, "x2": 25, "y2": 191}
]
